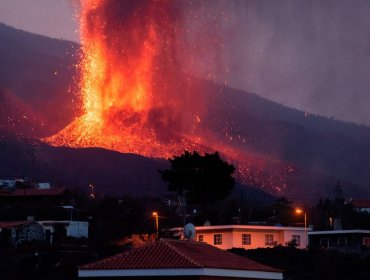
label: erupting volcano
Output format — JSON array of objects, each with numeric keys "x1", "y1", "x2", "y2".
[
  {"x1": 46, "y1": 0, "x2": 298, "y2": 196},
  {"x1": 47, "y1": 0, "x2": 209, "y2": 157}
]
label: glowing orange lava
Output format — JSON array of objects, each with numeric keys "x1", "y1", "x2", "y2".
[
  {"x1": 45, "y1": 0, "x2": 299, "y2": 197},
  {"x1": 47, "y1": 0, "x2": 205, "y2": 157}
]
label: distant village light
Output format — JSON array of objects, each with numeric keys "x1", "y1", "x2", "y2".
[
  {"x1": 295, "y1": 208, "x2": 303, "y2": 214},
  {"x1": 295, "y1": 208, "x2": 307, "y2": 248},
  {"x1": 152, "y1": 212, "x2": 159, "y2": 236}
]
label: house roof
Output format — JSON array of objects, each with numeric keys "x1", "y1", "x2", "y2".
[
  {"x1": 80, "y1": 239, "x2": 282, "y2": 273},
  {"x1": 0, "y1": 187, "x2": 65, "y2": 197},
  {"x1": 351, "y1": 200, "x2": 370, "y2": 209},
  {"x1": 0, "y1": 221, "x2": 29, "y2": 229},
  {"x1": 309, "y1": 229, "x2": 370, "y2": 235},
  {"x1": 193, "y1": 225, "x2": 308, "y2": 232}
]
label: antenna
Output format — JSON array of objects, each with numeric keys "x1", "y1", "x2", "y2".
[{"x1": 184, "y1": 223, "x2": 196, "y2": 240}]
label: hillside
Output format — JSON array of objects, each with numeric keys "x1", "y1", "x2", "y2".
[
  {"x1": 0, "y1": 23, "x2": 80, "y2": 137},
  {"x1": 1, "y1": 24, "x2": 370, "y2": 200},
  {"x1": 196, "y1": 79, "x2": 370, "y2": 192},
  {"x1": 0, "y1": 133, "x2": 275, "y2": 205}
]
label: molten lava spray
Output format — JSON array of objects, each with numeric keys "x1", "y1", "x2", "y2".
[
  {"x1": 47, "y1": 0, "x2": 297, "y2": 197},
  {"x1": 48, "y1": 0, "x2": 206, "y2": 157}
]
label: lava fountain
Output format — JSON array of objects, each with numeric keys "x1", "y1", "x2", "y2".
[
  {"x1": 47, "y1": 0, "x2": 208, "y2": 157},
  {"x1": 46, "y1": 0, "x2": 297, "y2": 197}
]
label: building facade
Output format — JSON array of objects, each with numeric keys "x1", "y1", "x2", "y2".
[
  {"x1": 351, "y1": 200, "x2": 370, "y2": 213},
  {"x1": 308, "y1": 230, "x2": 370, "y2": 253},
  {"x1": 39, "y1": 220, "x2": 88, "y2": 244},
  {"x1": 193, "y1": 225, "x2": 308, "y2": 250},
  {"x1": 0, "y1": 221, "x2": 45, "y2": 247}
]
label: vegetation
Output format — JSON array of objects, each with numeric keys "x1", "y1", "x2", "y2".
[
  {"x1": 160, "y1": 151, "x2": 235, "y2": 219},
  {"x1": 230, "y1": 246, "x2": 370, "y2": 280}
]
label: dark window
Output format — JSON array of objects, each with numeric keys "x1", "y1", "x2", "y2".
[
  {"x1": 242, "y1": 234, "x2": 251, "y2": 245},
  {"x1": 214, "y1": 234, "x2": 222, "y2": 245},
  {"x1": 320, "y1": 238, "x2": 330, "y2": 248},
  {"x1": 198, "y1": 234, "x2": 204, "y2": 242},
  {"x1": 265, "y1": 234, "x2": 274, "y2": 246},
  {"x1": 292, "y1": 235, "x2": 301, "y2": 246},
  {"x1": 338, "y1": 237, "x2": 347, "y2": 247},
  {"x1": 363, "y1": 237, "x2": 370, "y2": 247}
]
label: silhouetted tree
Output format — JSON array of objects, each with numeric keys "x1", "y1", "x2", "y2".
[
  {"x1": 160, "y1": 151, "x2": 235, "y2": 220},
  {"x1": 270, "y1": 197, "x2": 294, "y2": 225},
  {"x1": 53, "y1": 224, "x2": 67, "y2": 244}
]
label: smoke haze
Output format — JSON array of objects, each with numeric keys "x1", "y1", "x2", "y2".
[
  {"x1": 176, "y1": 0, "x2": 370, "y2": 125},
  {"x1": 1, "y1": 0, "x2": 369, "y2": 125}
]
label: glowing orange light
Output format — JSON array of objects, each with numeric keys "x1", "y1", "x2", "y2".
[
  {"x1": 295, "y1": 208, "x2": 303, "y2": 214},
  {"x1": 44, "y1": 0, "x2": 300, "y2": 198}
]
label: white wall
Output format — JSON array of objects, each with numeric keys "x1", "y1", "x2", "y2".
[
  {"x1": 66, "y1": 221, "x2": 88, "y2": 238},
  {"x1": 39, "y1": 220, "x2": 88, "y2": 243},
  {"x1": 283, "y1": 229, "x2": 307, "y2": 249}
]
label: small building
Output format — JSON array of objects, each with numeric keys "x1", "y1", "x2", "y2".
[
  {"x1": 0, "y1": 219, "x2": 88, "y2": 246},
  {"x1": 0, "y1": 220, "x2": 44, "y2": 248},
  {"x1": 308, "y1": 230, "x2": 370, "y2": 253},
  {"x1": 0, "y1": 187, "x2": 67, "y2": 204},
  {"x1": 178, "y1": 225, "x2": 308, "y2": 250},
  {"x1": 351, "y1": 200, "x2": 370, "y2": 213},
  {"x1": 39, "y1": 220, "x2": 89, "y2": 244},
  {"x1": 78, "y1": 239, "x2": 283, "y2": 279}
]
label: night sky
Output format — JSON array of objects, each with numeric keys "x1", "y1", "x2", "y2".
[{"x1": 1, "y1": 0, "x2": 370, "y2": 126}]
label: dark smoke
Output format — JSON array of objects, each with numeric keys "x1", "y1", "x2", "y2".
[
  {"x1": 84, "y1": 0, "x2": 370, "y2": 129},
  {"x1": 176, "y1": 0, "x2": 370, "y2": 126}
]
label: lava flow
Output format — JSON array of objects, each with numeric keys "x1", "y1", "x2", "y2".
[{"x1": 45, "y1": 0, "x2": 299, "y2": 197}]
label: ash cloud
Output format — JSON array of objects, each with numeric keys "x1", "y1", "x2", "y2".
[
  {"x1": 82, "y1": 0, "x2": 370, "y2": 131},
  {"x1": 176, "y1": 0, "x2": 370, "y2": 125}
]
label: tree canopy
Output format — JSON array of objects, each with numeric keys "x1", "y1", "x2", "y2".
[{"x1": 160, "y1": 151, "x2": 235, "y2": 211}]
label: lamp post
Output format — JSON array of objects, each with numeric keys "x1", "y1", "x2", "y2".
[
  {"x1": 295, "y1": 208, "x2": 307, "y2": 248},
  {"x1": 152, "y1": 212, "x2": 159, "y2": 236}
]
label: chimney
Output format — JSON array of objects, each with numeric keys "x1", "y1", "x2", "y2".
[
  {"x1": 333, "y1": 218, "x2": 342, "y2": 230},
  {"x1": 27, "y1": 216, "x2": 34, "y2": 222}
]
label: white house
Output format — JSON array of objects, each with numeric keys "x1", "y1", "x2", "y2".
[
  {"x1": 186, "y1": 225, "x2": 309, "y2": 250},
  {"x1": 39, "y1": 220, "x2": 88, "y2": 244}
]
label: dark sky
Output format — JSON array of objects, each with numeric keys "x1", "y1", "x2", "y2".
[{"x1": 1, "y1": 0, "x2": 370, "y2": 125}]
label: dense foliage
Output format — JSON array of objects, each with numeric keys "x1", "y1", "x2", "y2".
[
  {"x1": 161, "y1": 151, "x2": 235, "y2": 218},
  {"x1": 230, "y1": 246, "x2": 370, "y2": 280}
]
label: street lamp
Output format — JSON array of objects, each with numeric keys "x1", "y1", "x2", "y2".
[
  {"x1": 295, "y1": 208, "x2": 307, "y2": 248},
  {"x1": 152, "y1": 212, "x2": 159, "y2": 236}
]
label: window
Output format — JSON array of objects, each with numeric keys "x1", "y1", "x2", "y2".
[
  {"x1": 214, "y1": 234, "x2": 222, "y2": 245},
  {"x1": 320, "y1": 238, "x2": 330, "y2": 248},
  {"x1": 242, "y1": 234, "x2": 251, "y2": 245},
  {"x1": 337, "y1": 238, "x2": 347, "y2": 247},
  {"x1": 265, "y1": 234, "x2": 274, "y2": 246},
  {"x1": 292, "y1": 235, "x2": 301, "y2": 246},
  {"x1": 198, "y1": 234, "x2": 204, "y2": 242},
  {"x1": 45, "y1": 230, "x2": 51, "y2": 244},
  {"x1": 363, "y1": 237, "x2": 370, "y2": 247}
]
